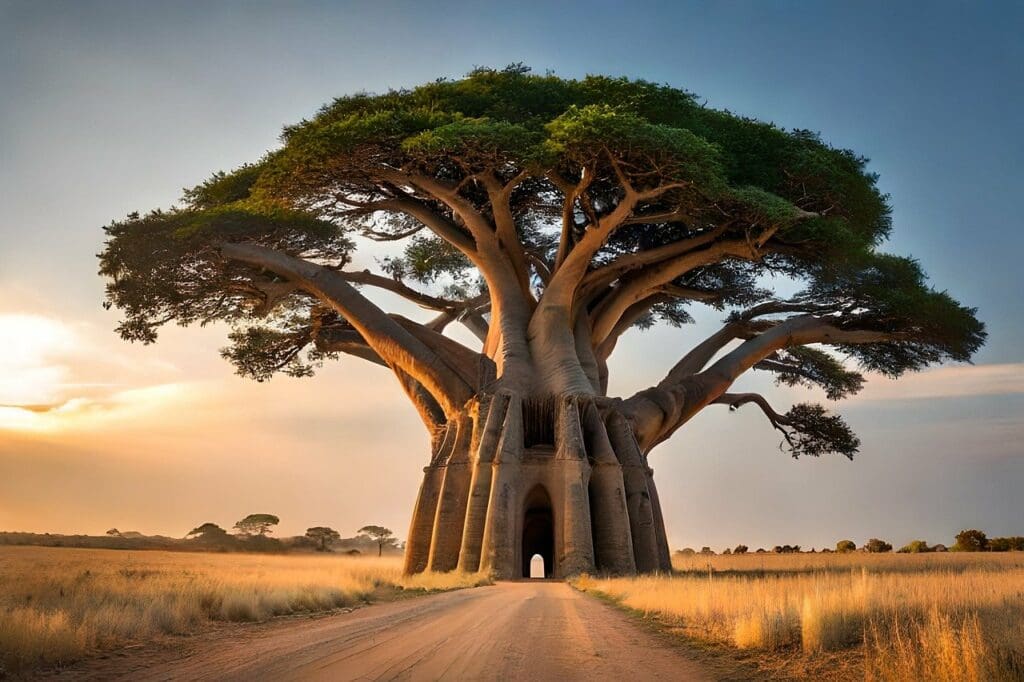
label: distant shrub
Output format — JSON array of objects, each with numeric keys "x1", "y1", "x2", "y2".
[
  {"x1": 733, "y1": 545, "x2": 749, "y2": 554},
  {"x1": 675, "y1": 548, "x2": 696, "y2": 556},
  {"x1": 836, "y1": 540, "x2": 857, "y2": 553},
  {"x1": 898, "y1": 540, "x2": 932, "y2": 554},
  {"x1": 865, "y1": 539, "x2": 893, "y2": 553},
  {"x1": 700, "y1": 546, "x2": 715, "y2": 555},
  {"x1": 952, "y1": 530, "x2": 987, "y2": 552},
  {"x1": 986, "y1": 536, "x2": 1024, "y2": 552}
]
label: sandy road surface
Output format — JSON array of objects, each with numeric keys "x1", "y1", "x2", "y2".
[{"x1": 63, "y1": 582, "x2": 712, "y2": 681}]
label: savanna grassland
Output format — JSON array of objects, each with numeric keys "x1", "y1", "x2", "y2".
[
  {"x1": 574, "y1": 552, "x2": 1024, "y2": 681},
  {"x1": 0, "y1": 546, "x2": 487, "y2": 674}
]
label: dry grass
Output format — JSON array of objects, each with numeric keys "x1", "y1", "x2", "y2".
[
  {"x1": 0, "y1": 546, "x2": 487, "y2": 674},
  {"x1": 574, "y1": 552, "x2": 1024, "y2": 681}
]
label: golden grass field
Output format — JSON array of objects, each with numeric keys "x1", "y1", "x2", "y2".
[
  {"x1": 574, "y1": 552, "x2": 1024, "y2": 681},
  {"x1": 0, "y1": 546, "x2": 486, "y2": 674}
]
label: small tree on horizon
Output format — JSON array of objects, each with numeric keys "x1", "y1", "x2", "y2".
[
  {"x1": 233, "y1": 514, "x2": 280, "y2": 537},
  {"x1": 733, "y1": 544, "x2": 748, "y2": 554},
  {"x1": 186, "y1": 522, "x2": 229, "y2": 539},
  {"x1": 953, "y1": 529, "x2": 987, "y2": 552},
  {"x1": 305, "y1": 526, "x2": 341, "y2": 552},
  {"x1": 106, "y1": 528, "x2": 121, "y2": 537},
  {"x1": 836, "y1": 540, "x2": 857, "y2": 553},
  {"x1": 357, "y1": 525, "x2": 396, "y2": 557},
  {"x1": 864, "y1": 538, "x2": 893, "y2": 553},
  {"x1": 898, "y1": 539, "x2": 931, "y2": 553}
]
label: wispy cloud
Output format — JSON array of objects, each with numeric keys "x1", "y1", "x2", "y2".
[{"x1": 853, "y1": 363, "x2": 1024, "y2": 402}]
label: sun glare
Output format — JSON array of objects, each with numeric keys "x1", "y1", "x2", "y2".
[{"x1": 0, "y1": 314, "x2": 77, "y2": 406}]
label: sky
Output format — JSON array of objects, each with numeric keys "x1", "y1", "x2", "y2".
[{"x1": 1, "y1": 1, "x2": 1022, "y2": 551}]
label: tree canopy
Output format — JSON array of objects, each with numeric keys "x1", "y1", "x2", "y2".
[
  {"x1": 100, "y1": 65, "x2": 984, "y2": 460},
  {"x1": 305, "y1": 526, "x2": 341, "y2": 551},
  {"x1": 233, "y1": 514, "x2": 280, "y2": 537},
  {"x1": 357, "y1": 525, "x2": 396, "y2": 556}
]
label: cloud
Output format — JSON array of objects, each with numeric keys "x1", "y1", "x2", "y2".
[
  {"x1": 853, "y1": 363, "x2": 1024, "y2": 402},
  {"x1": 0, "y1": 314, "x2": 77, "y2": 404},
  {"x1": 0, "y1": 382, "x2": 199, "y2": 433}
]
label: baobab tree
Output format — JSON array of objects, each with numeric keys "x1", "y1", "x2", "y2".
[{"x1": 100, "y1": 67, "x2": 983, "y2": 579}]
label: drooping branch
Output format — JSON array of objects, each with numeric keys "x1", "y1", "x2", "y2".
[
  {"x1": 700, "y1": 315, "x2": 898, "y2": 390},
  {"x1": 713, "y1": 392, "x2": 859, "y2": 459},
  {"x1": 624, "y1": 315, "x2": 901, "y2": 451},
  {"x1": 313, "y1": 323, "x2": 445, "y2": 429},
  {"x1": 713, "y1": 392, "x2": 790, "y2": 427},
  {"x1": 220, "y1": 242, "x2": 474, "y2": 414}
]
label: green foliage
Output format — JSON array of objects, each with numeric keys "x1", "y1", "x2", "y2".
[
  {"x1": 898, "y1": 540, "x2": 932, "y2": 553},
  {"x1": 182, "y1": 164, "x2": 264, "y2": 209},
  {"x1": 100, "y1": 200, "x2": 349, "y2": 346},
  {"x1": 986, "y1": 537, "x2": 1024, "y2": 552},
  {"x1": 864, "y1": 538, "x2": 893, "y2": 553},
  {"x1": 836, "y1": 540, "x2": 857, "y2": 553},
  {"x1": 952, "y1": 529, "x2": 988, "y2": 552},
  {"x1": 806, "y1": 253, "x2": 986, "y2": 376},
  {"x1": 98, "y1": 65, "x2": 983, "y2": 390},
  {"x1": 233, "y1": 514, "x2": 280, "y2": 537},
  {"x1": 759, "y1": 347, "x2": 865, "y2": 401},
  {"x1": 382, "y1": 234, "x2": 474, "y2": 285},
  {"x1": 781, "y1": 403, "x2": 860, "y2": 459}
]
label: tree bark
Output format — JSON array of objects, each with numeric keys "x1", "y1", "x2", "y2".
[{"x1": 405, "y1": 391, "x2": 669, "y2": 578}]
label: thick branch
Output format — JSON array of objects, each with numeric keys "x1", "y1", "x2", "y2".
[
  {"x1": 712, "y1": 392, "x2": 790, "y2": 427},
  {"x1": 483, "y1": 172, "x2": 534, "y2": 303},
  {"x1": 314, "y1": 324, "x2": 445, "y2": 430},
  {"x1": 589, "y1": 240, "x2": 759, "y2": 347},
  {"x1": 579, "y1": 223, "x2": 730, "y2": 299},
  {"x1": 658, "y1": 320, "x2": 742, "y2": 385},
  {"x1": 701, "y1": 315, "x2": 898, "y2": 390},
  {"x1": 221, "y1": 242, "x2": 473, "y2": 414}
]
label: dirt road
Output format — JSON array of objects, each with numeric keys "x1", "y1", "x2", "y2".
[{"x1": 65, "y1": 582, "x2": 713, "y2": 681}]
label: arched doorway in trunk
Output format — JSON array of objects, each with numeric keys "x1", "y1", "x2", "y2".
[{"x1": 521, "y1": 485, "x2": 554, "y2": 578}]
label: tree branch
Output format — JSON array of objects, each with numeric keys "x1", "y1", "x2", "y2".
[
  {"x1": 589, "y1": 240, "x2": 760, "y2": 348},
  {"x1": 220, "y1": 242, "x2": 474, "y2": 415}
]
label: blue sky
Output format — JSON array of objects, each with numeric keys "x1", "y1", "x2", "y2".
[{"x1": 1, "y1": 1, "x2": 1021, "y2": 549}]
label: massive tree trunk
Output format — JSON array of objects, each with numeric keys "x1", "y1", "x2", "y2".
[{"x1": 403, "y1": 390, "x2": 672, "y2": 578}]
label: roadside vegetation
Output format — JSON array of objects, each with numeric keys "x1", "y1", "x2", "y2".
[
  {"x1": 574, "y1": 551, "x2": 1024, "y2": 680},
  {"x1": 0, "y1": 546, "x2": 488, "y2": 675}
]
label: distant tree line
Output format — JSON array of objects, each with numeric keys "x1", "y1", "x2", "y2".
[
  {"x1": 673, "y1": 529, "x2": 1024, "y2": 556},
  {"x1": 0, "y1": 516, "x2": 402, "y2": 556}
]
